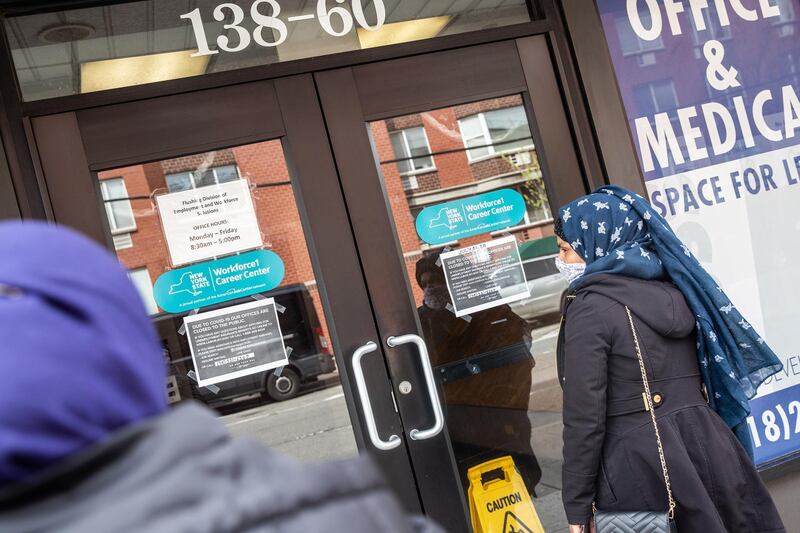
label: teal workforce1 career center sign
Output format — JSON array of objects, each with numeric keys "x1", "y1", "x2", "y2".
[
  {"x1": 416, "y1": 189, "x2": 526, "y2": 245},
  {"x1": 154, "y1": 250, "x2": 284, "y2": 313}
]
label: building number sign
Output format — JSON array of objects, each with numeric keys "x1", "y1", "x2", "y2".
[{"x1": 181, "y1": 0, "x2": 387, "y2": 56}]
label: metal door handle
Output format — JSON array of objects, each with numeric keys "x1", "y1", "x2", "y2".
[
  {"x1": 387, "y1": 334, "x2": 444, "y2": 441},
  {"x1": 352, "y1": 341, "x2": 402, "y2": 451}
]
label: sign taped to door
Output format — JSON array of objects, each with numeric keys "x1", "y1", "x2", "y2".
[
  {"x1": 153, "y1": 249, "x2": 285, "y2": 313},
  {"x1": 440, "y1": 235, "x2": 530, "y2": 317},
  {"x1": 156, "y1": 179, "x2": 263, "y2": 267},
  {"x1": 184, "y1": 298, "x2": 288, "y2": 387},
  {"x1": 416, "y1": 189, "x2": 527, "y2": 245}
]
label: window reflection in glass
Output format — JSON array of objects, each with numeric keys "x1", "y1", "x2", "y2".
[
  {"x1": 615, "y1": 11, "x2": 663, "y2": 54},
  {"x1": 165, "y1": 165, "x2": 240, "y2": 192},
  {"x1": 100, "y1": 178, "x2": 136, "y2": 233},
  {"x1": 458, "y1": 106, "x2": 533, "y2": 161},
  {"x1": 389, "y1": 127, "x2": 435, "y2": 175}
]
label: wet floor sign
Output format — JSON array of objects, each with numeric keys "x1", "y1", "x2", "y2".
[{"x1": 467, "y1": 456, "x2": 545, "y2": 533}]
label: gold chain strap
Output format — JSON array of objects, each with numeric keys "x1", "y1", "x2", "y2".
[{"x1": 625, "y1": 306, "x2": 677, "y2": 520}]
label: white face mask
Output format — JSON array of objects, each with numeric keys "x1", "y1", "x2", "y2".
[{"x1": 555, "y1": 257, "x2": 586, "y2": 284}]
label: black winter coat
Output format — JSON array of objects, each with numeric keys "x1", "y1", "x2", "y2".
[{"x1": 557, "y1": 274, "x2": 785, "y2": 533}]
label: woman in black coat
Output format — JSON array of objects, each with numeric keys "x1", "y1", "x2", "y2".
[{"x1": 554, "y1": 187, "x2": 785, "y2": 533}]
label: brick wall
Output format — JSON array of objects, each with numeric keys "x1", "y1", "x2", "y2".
[
  {"x1": 453, "y1": 95, "x2": 524, "y2": 119},
  {"x1": 161, "y1": 150, "x2": 237, "y2": 175}
]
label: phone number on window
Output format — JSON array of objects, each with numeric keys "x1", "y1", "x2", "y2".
[{"x1": 747, "y1": 383, "x2": 800, "y2": 464}]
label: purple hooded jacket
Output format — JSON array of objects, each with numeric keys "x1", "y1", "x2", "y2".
[{"x1": 0, "y1": 221, "x2": 167, "y2": 486}]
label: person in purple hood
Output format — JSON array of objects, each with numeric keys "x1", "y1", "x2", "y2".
[{"x1": 0, "y1": 222, "x2": 440, "y2": 533}]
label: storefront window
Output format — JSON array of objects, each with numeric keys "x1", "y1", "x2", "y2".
[
  {"x1": 596, "y1": 0, "x2": 800, "y2": 467},
  {"x1": 4, "y1": 0, "x2": 532, "y2": 101}
]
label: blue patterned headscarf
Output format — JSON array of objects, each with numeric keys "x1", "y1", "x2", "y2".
[{"x1": 557, "y1": 185, "x2": 783, "y2": 457}]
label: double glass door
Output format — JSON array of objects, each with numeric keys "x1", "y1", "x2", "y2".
[{"x1": 32, "y1": 36, "x2": 587, "y2": 531}]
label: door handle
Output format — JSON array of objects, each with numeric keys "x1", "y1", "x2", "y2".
[
  {"x1": 352, "y1": 341, "x2": 402, "y2": 451},
  {"x1": 386, "y1": 334, "x2": 444, "y2": 441}
]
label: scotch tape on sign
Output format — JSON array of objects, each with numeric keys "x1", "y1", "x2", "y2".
[{"x1": 178, "y1": 309, "x2": 200, "y2": 336}]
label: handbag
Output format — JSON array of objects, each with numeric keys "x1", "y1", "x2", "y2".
[{"x1": 593, "y1": 306, "x2": 677, "y2": 533}]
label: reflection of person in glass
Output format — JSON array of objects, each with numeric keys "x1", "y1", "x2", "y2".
[{"x1": 415, "y1": 251, "x2": 541, "y2": 497}]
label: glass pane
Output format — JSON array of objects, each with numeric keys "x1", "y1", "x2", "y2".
[
  {"x1": 109, "y1": 198, "x2": 136, "y2": 231},
  {"x1": 102, "y1": 178, "x2": 127, "y2": 199},
  {"x1": 615, "y1": 15, "x2": 639, "y2": 54},
  {"x1": 369, "y1": 95, "x2": 565, "y2": 530},
  {"x1": 214, "y1": 165, "x2": 240, "y2": 183},
  {"x1": 459, "y1": 115, "x2": 491, "y2": 159},
  {"x1": 128, "y1": 268, "x2": 160, "y2": 315},
  {"x1": 94, "y1": 140, "x2": 357, "y2": 463},
  {"x1": 389, "y1": 131, "x2": 413, "y2": 175},
  {"x1": 484, "y1": 106, "x2": 533, "y2": 153},
  {"x1": 165, "y1": 172, "x2": 193, "y2": 192},
  {"x1": 101, "y1": 178, "x2": 136, "y2": 232},
  {"x1": 6, "y1": 0, "x2": 533, "y2": 102},
  {"x1": 404, "y1": 127, "x2": 434, "y2": 171},
  {"x1": 632, "y1": 84, "x2": 656, "y2": 117},
  {"x1": 193, "y1": 169, "x2": 217, "y2": 188},
  {"x1": 651, "y1": 80, "x2": 677, "y2": 112}
]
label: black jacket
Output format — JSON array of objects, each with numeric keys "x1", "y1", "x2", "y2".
[{"x1": 557, "y1": 274, "x2": 784, "y2": 532}]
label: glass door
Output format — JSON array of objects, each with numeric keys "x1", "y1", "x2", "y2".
[
  {"x1": 317, "y1": 37, "x2": 588, "y2": 530},
  {"x1": 27, "y1": 74, "x2": 421, "y2": 512}
]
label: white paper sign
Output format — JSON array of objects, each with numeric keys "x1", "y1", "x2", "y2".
[
  {"x1": 440, "y1": 235, "x2": 530, "y2": 317},
  {"x1": 156, "y1": 180, "x2": 263, "y2": 266},
  {"x1": 184, "y1": 298, "x2": 289, "y2": 387}
]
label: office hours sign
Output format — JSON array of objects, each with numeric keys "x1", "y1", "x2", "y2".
[
  {"x1": 181, "y1": 0, "x2": 386, "y2": 56},
  {"x1": 156, "y1": 179, "x2": 263, "y2": 267},
  {"x1": 596, "y1": 0, "x2": 800, "y2": 464}
]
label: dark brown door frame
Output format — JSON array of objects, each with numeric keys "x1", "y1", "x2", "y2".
[
  {"x1": 0, "y1": 132, "x2": 19, "y2": 219},
  {"x1": 551, "y1": 0, "x2": 646, "y2": 195},
  {"x1": 315, "y1": 35, "x2": 587, "y2": 530},
  {"x1": 28, "y1": 74, "x2": 423, "y2": 513},
  {"x1": 3, "y1": 2, "x2": 612, "y2": 226}
]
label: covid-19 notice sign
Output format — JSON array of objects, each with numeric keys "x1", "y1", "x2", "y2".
[
  {"x1": 597, "y1": 0, "x2": 800, "y2": 464},
  {"x1": 184, "y1": 298, "x2": 288, "y2": 387}
]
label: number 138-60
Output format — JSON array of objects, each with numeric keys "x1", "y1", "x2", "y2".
[{"x1": 181, "y1": 0, "x2": 387, "y2": 56}]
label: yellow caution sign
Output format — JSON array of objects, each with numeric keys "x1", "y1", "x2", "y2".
[{"x1": 467, "y1": 456, "x2": 545, "y2": 533}]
